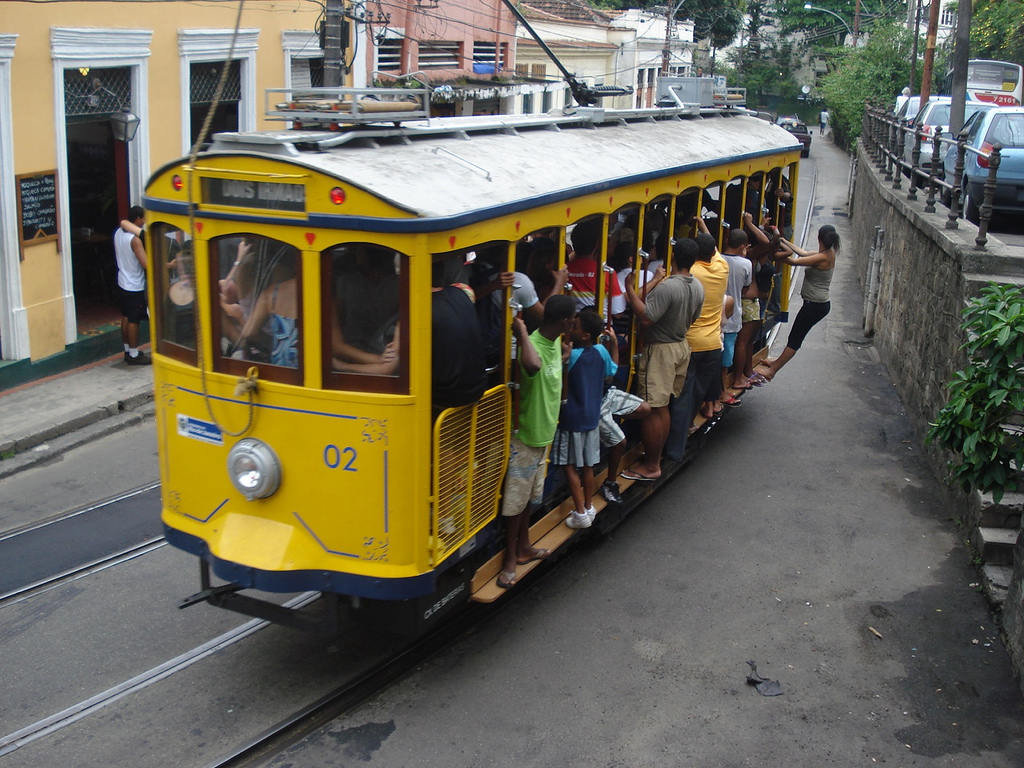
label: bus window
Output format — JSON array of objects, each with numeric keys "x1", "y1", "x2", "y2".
[
  {"x1": 323, "y1": 243, "x2": 408, "y2": 394},
  {"x1": 151, "y1": 222, "x2": 195, "y2": 363},
  {"x1": 212, "y1": 234, "x2": 302, "y2": 384}
]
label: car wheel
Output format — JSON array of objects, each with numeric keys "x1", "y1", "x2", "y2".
[{"x1": 962, "y1": 183, "x2": 979, "y2": 224}]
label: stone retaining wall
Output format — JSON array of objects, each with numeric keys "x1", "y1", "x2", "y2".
[{"x1": 850, "y1": 140, "x2": 1024, "y2": 692}]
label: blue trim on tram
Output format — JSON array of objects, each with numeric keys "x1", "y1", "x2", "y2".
[
  {"x1": 164, "y1": 525, "x2": 439, "y2": 599},
  {"x1": 143, "y1": 145, "x2": 792, "y2": 235}
]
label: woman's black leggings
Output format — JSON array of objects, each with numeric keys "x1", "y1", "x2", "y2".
[{"x1": 786, "y1": 300, "x2": 830, "y2": 351}]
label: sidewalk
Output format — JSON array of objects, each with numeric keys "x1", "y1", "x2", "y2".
[{"x1": 0, "y1": 352, "x2": 154, "y2": 480}]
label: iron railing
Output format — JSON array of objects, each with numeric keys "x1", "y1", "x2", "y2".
[{"x1": 861, "y1": 105, "x2": 1004, "y2": 250}]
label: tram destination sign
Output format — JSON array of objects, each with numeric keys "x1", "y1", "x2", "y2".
[{"x1": 202, "y1": 177, "x2": 306, "y2": 213}]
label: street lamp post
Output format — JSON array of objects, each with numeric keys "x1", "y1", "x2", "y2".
[{"x1": 803, "y1": 3, "x2": 855, "y2": 46}]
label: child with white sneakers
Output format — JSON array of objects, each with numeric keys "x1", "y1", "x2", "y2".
[{"x1": 552, "y1": 309, "x2": 618, "y2": 529}]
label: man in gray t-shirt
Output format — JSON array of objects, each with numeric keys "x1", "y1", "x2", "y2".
[{"x1": 622, "y1": 238, "x2": 703, "y2": 481}]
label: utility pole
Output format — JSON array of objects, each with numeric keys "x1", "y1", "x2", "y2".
[
  {"x1": 662, "y1": 3, "x2": 673, "y2": 75},
  {"x1": 853, "y1": 0, "x2": 861, "y2": 45},
  {"x1": 323, "y1": 0, "x2": 345, "y2": 88},
  {"x1": 909, "y1": 0, "x2": 921, "y2": 92},
  {"x1": 948, "y1": 0, "x2": 972, "y2": 134},
  {"x1": 919, "y1": 0, "x2": 941, "y2": 108}
]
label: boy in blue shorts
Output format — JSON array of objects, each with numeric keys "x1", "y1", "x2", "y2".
[{"x1": 553, "y1": 309, "x2": 618, "y2": 529}]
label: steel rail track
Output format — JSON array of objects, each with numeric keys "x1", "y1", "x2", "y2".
[
  {"x1": 203, "y1": 602, "x2": 494, "y2": 768},
  {"x1": 0, "y1": 592, "x2": 321, "y2": 758}
]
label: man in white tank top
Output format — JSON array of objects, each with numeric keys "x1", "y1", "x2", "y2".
[{"x1": 114, "y1": 206, "x2": 149, "y2": 365}]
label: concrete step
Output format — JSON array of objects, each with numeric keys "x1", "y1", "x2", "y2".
[
  {"x1": 977, "y1": 491, "x2": 1024, "y2": 529},
  {"x1": 981, "y1": 564, "x2": 1013, "y2": 607},
  {"x1": 972, "y1": 527, "x2": 1020, "y2": 567}
]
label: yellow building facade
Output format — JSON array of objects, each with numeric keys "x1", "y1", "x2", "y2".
[{"x1": 0, "y1": 1, "x2": 322, "y2": 380}]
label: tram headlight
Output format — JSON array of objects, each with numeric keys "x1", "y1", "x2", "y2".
[{"x1": 227, "y1": 439, "x2": 281, "y2": 501}]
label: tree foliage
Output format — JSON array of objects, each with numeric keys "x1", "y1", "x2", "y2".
[
  {"x1": 676, "y1": 0, "x2": 744, "y2": 50},
  {"x1": 817, "y1": 21, "x2": 912, "y2": 147},
  {"x1": 927, "y1": 284, "x2": 1024, "y2": 503},
  {"x1": 970, "y1": 0, "x2": 1024, "y2": 63},
  {"x1": 726, "y1": 0, "x2": 801, "y2": 107}
]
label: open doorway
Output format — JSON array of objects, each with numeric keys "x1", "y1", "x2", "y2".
[{"x1": 64, "y1": 67, "x2": 132, "y2": 335}]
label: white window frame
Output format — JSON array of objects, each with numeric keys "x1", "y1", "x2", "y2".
[
  {"x1": 178, "y1": 29, "x2": 260, "y2": 155},
  {"x1": 282, "y1": 29, "x2": 322, "y2": 91},
  {"x1": 0, "y1": 34, "x2": 28, "y2": 359},
  {"x1": 51, "y1": 27, "x2": 152, "y2": 346}
]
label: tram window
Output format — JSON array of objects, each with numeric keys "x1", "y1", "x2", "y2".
[
  {"x1": 523, "y1": 229, "x2": 562, "y2": 304},
  {"x1": 151, "y1": 222, "x2": 196, "y2": 363},
  {"x1": 699, "y1": 183, "x2": 724, "y2": 243},
  {"x1": 567, "y1": 215, "x2": 618, "y2": 315},
  {"x1": 724, "y1": 177, "x2": 746, "y2": 237},
  {"x1": 674, "y1": 189, "x2": 700, "y2": 242},
  {"x1": 212, "y1": 234, "x2": 302, "y2": 384},
  {"x1": 323, "y1": 243, "x2": 408, "y2": 394}
]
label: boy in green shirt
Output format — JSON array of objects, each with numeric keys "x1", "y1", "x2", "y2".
[{"x1": 498, "y1": 294, "x2": 577, "y2": 589}]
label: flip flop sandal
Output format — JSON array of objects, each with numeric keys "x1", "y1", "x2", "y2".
[{"x1": 496, "y1": 570, "x2": 517, "y2": 589}]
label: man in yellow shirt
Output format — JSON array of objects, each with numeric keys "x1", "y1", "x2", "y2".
[{"x1": 665, "y1": 230, "x2": 729, "y2": 461}]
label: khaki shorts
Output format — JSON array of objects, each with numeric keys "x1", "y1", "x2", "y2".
[
  {"x1": 500, "y1": 435, "x2": 550, "y2": 517},
  {"x1": 637, "y1": 340, "x2": 690, "y2": 408}
]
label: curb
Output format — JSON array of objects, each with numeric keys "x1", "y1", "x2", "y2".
[{"x1": 0, "y1": 399, "x2": 156, "y2": 481}]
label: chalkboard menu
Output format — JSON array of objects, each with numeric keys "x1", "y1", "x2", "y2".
[{"x1": 16, "y1": 171, "x2": 59, "y2": 254}]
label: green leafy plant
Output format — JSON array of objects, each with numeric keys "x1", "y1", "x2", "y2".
[{"x1": 927, "y1": 283, "x2": 1024, "y2": 502}]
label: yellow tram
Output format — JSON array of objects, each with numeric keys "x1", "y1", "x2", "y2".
[{"x1": 144, "y1": 89, "x2": 801, "y2": 633}]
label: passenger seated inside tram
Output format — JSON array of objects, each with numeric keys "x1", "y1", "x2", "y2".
[
  {"x1": 329, "y1": 245, "x2": 401, "y2": 375},
  {"x1": 233, "y1": 259, "x2": 299, "y2": 368}
]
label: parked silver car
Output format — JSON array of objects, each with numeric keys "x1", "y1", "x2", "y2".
[
  {"x1": 941, "y1": 106, "x2": 1024, "y2": 222},
  {"x1": 903, "y1": 98, "x2": 991, "y2": 169}
]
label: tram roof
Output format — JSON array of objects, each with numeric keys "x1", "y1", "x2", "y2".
[{"x1": 195, "y1": 107, "x2": 801, "y2": 221}]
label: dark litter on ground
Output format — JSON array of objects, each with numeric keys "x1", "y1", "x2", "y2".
[{"x1": 746, "y1": 660, "x2": 784, "y2": 696}]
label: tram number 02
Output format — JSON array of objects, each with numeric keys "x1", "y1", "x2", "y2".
[{"x1": 323, "y1": 444, "x2": 358, "y2": 471}]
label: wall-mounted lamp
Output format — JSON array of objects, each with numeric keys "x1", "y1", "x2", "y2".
[
  {"x1": 84, "y1": 75, "x2": 141, "y2": 142},
  {"x1": 110, "y1": 110, "x2": 141, "y2": 142},
  {"x1": 78, "y1": 67, "x2": 90, "y2": 77}
]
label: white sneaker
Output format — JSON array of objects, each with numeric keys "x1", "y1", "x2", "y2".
[
  {"x1": 585, "y1": 505, "x2": 597, "y2": 525},
  {"x1": 566, "y1": 510, "x2": 592, "y2": 529}
]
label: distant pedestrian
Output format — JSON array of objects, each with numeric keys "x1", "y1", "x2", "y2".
[
  {"x1": 819, "y1": 109, "x2": 829, "y2": 135},
  {"x1": 115, "y1": 206, "x2": 150, "y2": 365}
]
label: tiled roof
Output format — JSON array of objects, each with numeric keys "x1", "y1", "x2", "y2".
[{"x1": 519, "y1": 0, "x2": 612, "y2": 25}]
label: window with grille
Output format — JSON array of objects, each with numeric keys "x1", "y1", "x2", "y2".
[
  {"x1": 515, "y1": 63, "x2": 529, "y2": 77},
  {"x1": 64, "y1": 67, "x2": 131, "y2": 122},
  {"x1": 190, "y1": 60, "x2": 240, "y2": 146},
  {"x1": 190, "y1": 60, "x2": 241, "y2": 104},
  {"x1": 377, "y1": 39, "x2": 402, "y2": 71},
  {"x1": 419, "y1": 41, "x2": 461, "y2": 69},
  {"x1": 531, "y1": 63, "x2": 546, "y2": 79},
  {"x1": 291, "y1": 57, "x2": 324, "y2": 88}
]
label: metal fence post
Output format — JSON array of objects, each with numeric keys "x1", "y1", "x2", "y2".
[
  {"x1": 925, "y1": 128, "x2": 941, "y2": 213},
  {"x1": 976, "y1": 143, "x2": 1001, "y2": 250},
  {"x1": 948, "y1": 130, "x2": 966, "y2": 228}
]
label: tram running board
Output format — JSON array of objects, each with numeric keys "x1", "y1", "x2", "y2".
[
  {"x1": 470, "y1": 446, "x2": 644, "y2": 603},
  {"x1": 468, "y1": 361, "x2": 762, "y2": 604}
]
